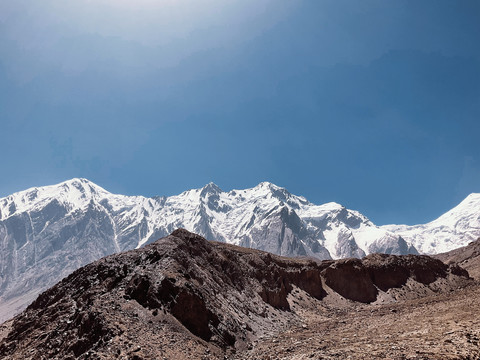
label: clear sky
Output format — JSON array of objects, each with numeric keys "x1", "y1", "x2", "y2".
[{"x1": 1, "y1": 0, "x2": 479, "y2": 225}]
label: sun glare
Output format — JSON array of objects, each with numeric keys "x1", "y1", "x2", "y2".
[{"x1": 96, "y1": 0, "x2": 198, "y2": 10}]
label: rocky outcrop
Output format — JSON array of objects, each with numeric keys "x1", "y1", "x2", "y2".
[
  {"x1": 322, "y1": 258, "x2": 378, "y2": 303},
  {"x1": 364, "y1": 253, "x2": 468, "y2": 288},
  {"x1": 0, "y1": 230, "x2": 473, "y2": 359}
]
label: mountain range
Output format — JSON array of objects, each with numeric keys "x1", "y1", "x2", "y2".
[{"x1": 0, "y1": 178, "x2": 479, "y2": 321}]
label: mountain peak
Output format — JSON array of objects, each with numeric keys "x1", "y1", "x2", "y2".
[
  {"x1": 464, "y1": 193, "x2": 480, "y2": 201},
  {"x1": 0, "y1": 178, "x2": 112, "y2": 221},
  {"x1": 256, "y1": 181, "x2": 281, "y2": 190},
  {"x1": 66, "y1": 177, "x2": 90, "y2": 184},
  {"x1": 252, "y1": 182, "x2": 290, "y2": 195},
  {"x1": 61, "y1": 178, "x2": 111, "y2": 194},
  {"x1": 254, "y1": 181, "x2": 293, "y2": 199},
  {"x1": 200, "y1": 182, "x2": 222, "y2": 196},
  {"x1": 62, "y1": 177, "x2": 99, "y2": 188}
]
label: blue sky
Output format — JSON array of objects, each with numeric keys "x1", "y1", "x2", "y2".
[{"x1": 1, "y1": 0, "x2": 479, "y2": 225}]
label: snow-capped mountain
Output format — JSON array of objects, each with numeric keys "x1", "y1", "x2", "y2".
[
  {"x1": 0, "y1": 178, "x2": 477, "y2": 322},
  {"x1": 156, "y1": 181, "x2": 416, "y2": 259},
  {"x1": 382, "y1": 193, "x2": 480, "y2": 254}
]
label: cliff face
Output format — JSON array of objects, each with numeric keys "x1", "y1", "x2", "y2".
[{"x1": 0, "y1": 229, "x2": 472, "y2": 360}]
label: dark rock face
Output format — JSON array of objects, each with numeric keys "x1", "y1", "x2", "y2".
[
  {"x1": 322, "y1": 258, "x2": 378, "y2": 303},
  {"x1": 363, "y1": 253, "x2": 451, "y2": 290},
  {"x1": 321, "y1": 253, "x2": 468, "y2": 303},
  {"x1": 0, "y1": 230, "x2": 473, "y2": 360}
]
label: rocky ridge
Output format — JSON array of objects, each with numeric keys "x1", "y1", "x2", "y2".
[{"x1": 0, "y1": 229, "x2": 473, "y2": 360}]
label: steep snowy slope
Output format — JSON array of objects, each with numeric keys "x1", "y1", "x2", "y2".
[
  {"x1": 382, "y1": 193, "x2": 480, "y2": 254},
  {"x1": 0, "y1": 178, "x2": 424, "y2": 321},
  {"x1": 141, "y1": 181, "x2": 414, "y2": 258}
]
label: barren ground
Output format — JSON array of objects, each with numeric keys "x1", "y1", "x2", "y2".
[{"x1": 234, "y1": 282, "x2": 480, "y2": 360}]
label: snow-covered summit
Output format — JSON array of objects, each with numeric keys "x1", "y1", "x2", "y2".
[
  {"x1": 382, "y1": 193, "x2": 480, "y2": 254},
  {"x1": 0, "y1": 178, "x2": 415, "y2": 258},
  {"x1": 200, "y1": 182, "x2": 222, "y2": 195},
  {"x1": 0, "y1": 178, "x2": 109, "y2": 221}
]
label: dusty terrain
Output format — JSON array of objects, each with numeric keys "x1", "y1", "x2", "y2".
[
  {"x1": 237, "y1": 283, "x2": 480, "y2": 359},
  {"x1": 0, "y1": 230, "x2": 478, "y2": 360}
]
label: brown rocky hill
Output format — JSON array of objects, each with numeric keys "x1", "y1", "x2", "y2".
[
  {"x1": 0, "y1": 229, "x2": 475, "y2": 360},
  {"x1": 434, "y1": 237, "x2": 480, "y2": 280}
]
